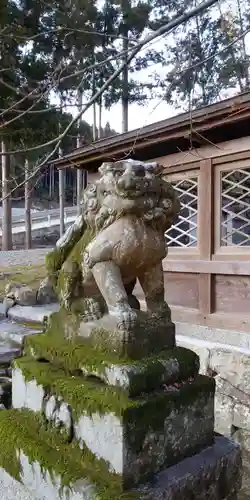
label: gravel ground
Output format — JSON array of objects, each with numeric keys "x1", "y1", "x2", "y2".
[{"x1": 0, "y1": 248, "x2": 51, "y2": 268}]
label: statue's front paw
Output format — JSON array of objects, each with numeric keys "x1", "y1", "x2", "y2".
[{"x1": 109, "y1": 304, "x2": 137, "y2": 332}]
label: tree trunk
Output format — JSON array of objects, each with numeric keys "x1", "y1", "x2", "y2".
[
  {"x1": 77, "y1": 88, "x2": 83, "y2": 215},
  {"x1": 236, "y1": 0, "x2": 249, "y2": 88},
  {"x1": 24, "y1": 158, "x2": 32, "y2": 249},
  {"x1": 98, "y1": 97, "x2": 102, "y2": 139},
  {"x1": 58, "y1": 97, "x2": 65, "y2": 235},
  {"x1": 92, "y1": 49, "x2": 97, "y2": 141},
  {"x1": 122, "y1": 36, "x2": 129, "y2": 132},
  {"x1": 1, "y1": 140, "x2": 12, "y2": 250},
  {"x1": 93, "y1": 100, "x2": 97, "y2": 141},
  {"x1": 121, "y1": 0, "x2": 129, "y2": 133}
]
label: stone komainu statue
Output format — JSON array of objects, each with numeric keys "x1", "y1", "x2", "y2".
[{"x1": 40, "y1": 159, "x2": 180, "y2": 330}]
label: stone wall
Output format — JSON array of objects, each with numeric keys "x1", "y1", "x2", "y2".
[
  {"x1": 176, "y1": 323, "x2": 250, "y2": 499},
  {"x1": 176, "y1": 327, "x2": 250, "y2": 439}
]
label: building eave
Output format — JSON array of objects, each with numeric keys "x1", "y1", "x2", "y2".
[{"x1": 52, "y1": 91, "x2": 250, "y2": 170}]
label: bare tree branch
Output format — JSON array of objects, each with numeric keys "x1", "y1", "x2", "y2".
[{"x1": 0, "y1": 0, "x2": 219, "y2": 162}]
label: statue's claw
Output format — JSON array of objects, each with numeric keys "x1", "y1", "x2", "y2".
[{"x1": 109, "y1": 303, "x2": 137, "y2": 333}]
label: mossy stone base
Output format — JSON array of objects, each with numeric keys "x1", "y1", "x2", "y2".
[
  {"x1": 79, "y1": 346, "x2": 199, "y2": 396},
  {"x1": 13, "y1": 358, "x2": 215, "y2": 487},
  {"x1": 0, "y1": 410, "x2": 241, "y2": 500},
  {"x1": 43, "y1": 308, "x2": 175, "y2": 360},
  {"x1": 24, "y1": 328, "x2": 199, "y2": 395},
  {"x1": 78, "y1": 312, "x2": 175, "y2": 359}
]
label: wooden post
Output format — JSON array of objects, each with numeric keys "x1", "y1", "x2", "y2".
[
  {"x1": 1, "y1": 140, "x2": 12, "y2": 250},
  {"x1": 24, "y1": 158, "x2": 32, "y2": 249},
  {"x1": 76, "y1": 169, "x2": 82, "y2": 216},
  {"x1": 198, "y1": 158, "x2": 213, "y2": 315},
  {"x1": 59, "y1": 168, "x2": 65, "y2": 237}
]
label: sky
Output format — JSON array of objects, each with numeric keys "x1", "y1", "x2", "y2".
[
  {"x1": 82, "y1": 98, "x2": 177, "y2": 133},
  {"x1": 56, "y1": 0, "x2": 250, "y2": 135}
]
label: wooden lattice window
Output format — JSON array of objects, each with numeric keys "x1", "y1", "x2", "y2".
[
  {"x1": 219, "y1": 166, "x2": 250, "y2": 248},
  {"x1": 164, "y1": 171, "x2": 199, "y2": 248}
]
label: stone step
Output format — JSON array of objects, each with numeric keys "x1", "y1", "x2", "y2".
[
  {"x1": 0, "y1": 319, "x2": 41, "y2": 347},
  {"x1": 0, "y1": 343, "x2": 21, "y2": 366},
  {"x1": 6, "y1": 303, "x2": 59, "y2": 324},
  {"x1": 13, "y1": 357, "x2": 215, "y2": 487},
  {"x1": 0, "y1": 408, "x2": 242, "y2": 500}
]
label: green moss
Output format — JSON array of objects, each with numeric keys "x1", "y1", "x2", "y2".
[
  {"x1": 24, "y1": 322, "x2": 199, "y2": 393},
  {"x1": 67, "y1": 226, "x2": 95, "y2": 267},
  {"x1": 129, "y1": 346, "x2": 199, "y2": 396},
  {"x1": 14, "y1": 357, "x2": 134, "y2": 420},
  {"x1": 11, "y1": 359, "x2": 214, "y2": 492},
  {"x1": 0, "y1": 409, "x2": 138, "y2": 499},
  {"x1": 54, "y1": 226, "x2": 96, "y2": 311},
  {"x1": 45, "y1": 219, "x2": 88, "y2": 276},
  {"x1": 14, "y1": 355, "x2": 214, "y2": 427},
  {"x1": 19, "y1": 321, "x2": 43, "y2": 331}
]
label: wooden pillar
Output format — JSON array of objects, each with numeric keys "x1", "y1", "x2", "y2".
[
  {"x1": 77, "y1": 169, "x2": 82, "y2": 216},
  {"x1": 59, "y1": 168, "x2": 65, "y2": 236},
  {"x1": 1, "y1": 140, "x2": 12, "y2": 250},
  {"x1": 198, "y1": 158, "x2": 213, "y2": 315}
]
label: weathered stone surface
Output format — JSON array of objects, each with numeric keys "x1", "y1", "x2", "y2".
[
  {"x1": 44, "y1": 395, "x2": 72, "y2": 440},
  {"x1": 2, "y1": 451, "x2": 95, "y2": 500},
  {"x1": 137, "y1": 436, "x2": 242, "y2": 499},
  {"x1": 176, "y1": 336, "x2": 210, "y2": 375},
  {"x1": 5, "y1": 283, "x2": 37, "y2": 306},
  {"x1": 77, "y1": 312, "x2": 176, "y2": 359},
  {"x1": 0, "y1": 435, "x2": 241, "y2": 500},
  {"x1": 7, "y1": 304, "x2": 59, "y2": 324},
  {"x1": 215, "y1": 374, "x2": 250, "y2": 433},
  {"x1": 232, "y1": 428, "x2": 250, "y2": 499},
  {"x1": 37, "y1": 277, "x2": 57, "y2": 305},
  {"x1": 210, "y1": 349, "x2": 250, "y2": 394},
  {"x1": 23, "y1": 330, "x2": 199, "y2": 396},
  {"x1": 214, "y1": 393, "x2": 234, "y2": 437},
  {"x1": 79, "y1": 346, "x2": 199, "y2": 396},
  {"x1": 0, "y1": 320, "x2": 41, "y2": 346},
  {"x1": 47, "y1": 307, "x2": 176, "y2": 360},
  {"x1": 0, "y1": 303, "x2": 5, "y2": 316},
  {"x1": 0, "y1": 345, "x2": 21, "y2": 365},
  {"x1": 1, "y1": 298, "x2": 15, "y2": 316},
  {"x1": 12, "y1": 363, "x2": 215, "y2": 486},
  {"x1": 233, "y1": 402, "x2": 250, "y2": 432},
  {"x1": 215, "y1": 375, "x2": 250, "y2": 407}
]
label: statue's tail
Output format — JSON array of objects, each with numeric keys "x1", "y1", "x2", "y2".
[{"x1": 45, "y1": 214, "x2": 87, "y2": 286}]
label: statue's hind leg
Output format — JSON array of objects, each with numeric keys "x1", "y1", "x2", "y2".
[
  {"x1": 124, "y1": 278, "x2": 140, "y2": 311},
  {"x1": 91, "y1": 261, "x2": 138, "y2": 330},
  {"x1": 138, "y1": 262, "x2": 171, "y2": 320}
]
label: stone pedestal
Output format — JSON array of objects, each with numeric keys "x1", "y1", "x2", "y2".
[{"x1": 0, "y1": 310, "x2": 242, "y2": 499}]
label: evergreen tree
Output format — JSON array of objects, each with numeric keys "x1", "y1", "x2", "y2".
[{"x1": 151, "y1": 0, "x2": 250, "y2": 109}]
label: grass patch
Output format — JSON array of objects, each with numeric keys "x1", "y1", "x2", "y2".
[{"x1": 0, "y1": 265, "x2": 46, "y2": 301}]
